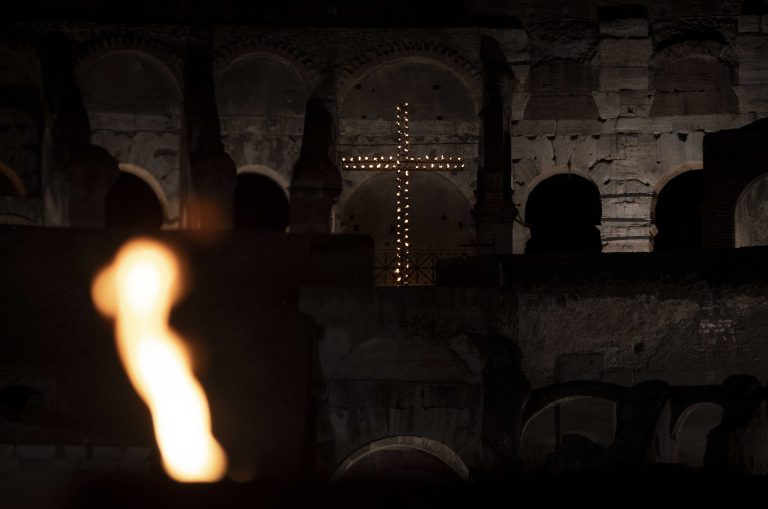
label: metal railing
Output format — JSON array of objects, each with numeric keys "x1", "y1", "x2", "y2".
[{"x1": 374, "y1": 249, "x2": 474, "y2": 286}]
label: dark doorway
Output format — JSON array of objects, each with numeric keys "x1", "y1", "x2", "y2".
[
  {"x1": 339, "y1": 448, "x2": 462, "y2": 483},
  {"x1": 0, "y1": 173, "x2": 18, "y2": 196},
  {"x1": 525, "y1": 174, "x2": 602, "y2": 254},
  {"x1": 654, "y1": 171, "x2": 702, "y2": 251},
  {"x1": 233, "y1": 173, "x2": 289, "y2": 231},
  {"x1": 105, "y1": 172, "x2": 164, "y2": 229}
]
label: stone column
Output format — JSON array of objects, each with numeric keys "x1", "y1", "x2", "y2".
[
  {"x1": 289, "y1": 65, "x2": 341, "y2": 234},
  {"x1": 473, "y1": 35, "x2": 517, "y2": 254},
  {"x1": 595, "y1": 6, "x2": 654, "y2": 252},
  {"x1": 38, "y1": 33, "x2": 119, "y2": 228},
  {"x1": 183, "y1": 28, "x2": 237, "y2": 229}
]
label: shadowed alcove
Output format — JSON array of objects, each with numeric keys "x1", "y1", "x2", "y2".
[
  {"x1": 216, "y1": 54, "x2": 308, "y2": 176},
  {"x1": 520, "y1": 396, "x2": 616, "y2": 469},
  {"x1": 105, "y1": 172, "x2": 164, "y2": 229},
  {"x1": 338, "y1": 56, "x2": 479, "y2": 256},
  {"x1": 674, "y1": 402, "x2": 723, "y2": 468},
  {"x1": 233, "y1": 173, "x2": 290, "y2": 231},
  {"x1": 0, "y1": 169, "x2": 21, "y2": 196},
  {"x1": 525, "y1": 174, "x2": 602, "y2": 254},
  {"x1": 654, "y1": 170, "x2": 702, "y2": 251}
]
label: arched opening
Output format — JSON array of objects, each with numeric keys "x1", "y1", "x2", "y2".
[
  {"x1": 525, "y1": 174, "x2": 602, "y2": 254},
  {"x1": 735, "y1": 173, "x2": 768, "y2": 247},
  {"x1": 105, "y1": 172, "x2": 164, "y2": 229},
  {"x1": 0, "y1": 171, "x2": 20, "y2": 196},
  {"x1": 520, "y1": 396, "x2": 616, "y2": 469},
  {"x1": 338, "y1": 58, "x2": 478, "y2": 283},
  {"x1": 654, "y1": 170, "x2": 703, "y2": 251},
  {"x1": 650, "y1": 56, "x2": 738, "y2": 116},
  {"x1": 342, "y1": 172, "x2": 472, "y2": 250},
  {"x1": 524, "y1": 60, "x2": 599, "y2": 120},
  {"x1": 674, "y1": 402, "x2": 723, "y2": 468},
  {"x1": 341, "y1": 59, "x2": 477, "y2": 120},
  {"x1": 79, "y1": 51, "x2": 181, "y2": 116},
  {"x1": 79, "y1": 51, "x2": 181, "y2": 224},
  {"x1": 216, "y1": 54, "x2": 308, "y2": 173},
  {"x1": 233, "y1": 173, "x2": 290, "y2": 231},
  {"x1": 332, "y1": 436, "x2": 470, "y2": 483}
]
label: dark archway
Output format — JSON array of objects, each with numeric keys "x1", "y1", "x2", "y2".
[
  {"x1": 105, "y1": 172, "x2": 164, "y2": 229},
  {"x1": 233, "y1": 173, "x2": 289, "y2": 231},
  {"x1": 0, "y1": 173, "x2": 18, "y2": 196},
  {"x1": 675, "y1": 402, "x2": 723, "y2": 468},
  {"x1": 0, "y1": 384, "x2": 46, "y2": 424},
  {"x1": 654, "y1": 171, "x2": 703, "y2": 251},
  {"x1": 520, "y1": 396, "x2": 616, "y2": 469},
  {"x1": 525, "y1": 174, "x2": 602, "y2": 254}
]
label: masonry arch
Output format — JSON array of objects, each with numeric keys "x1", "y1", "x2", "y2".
[
  {"x1": 735, "y1": 172, "x2": 768, "y2": 248},
  {"x1": 672, "y1": 402, "x2": 723, "y2": 467},
  {"x1": 524, "y1": 59, "x2": 599, "y2": 120},
  {"x1": 338, "y1": 55, "x2": 479, "y2": 259},
  {"x1": 117, "y1": 163, "x2": 172, "y2": 225},
  {"x1": 340, "y1": 55, "x2": 480, "y2": 118},
  {"x1": 237, "y1": 165, "x2": 290, "y2": 198},
  {"x1": 78, "y1": 49, "x2": 183, "y2": 210},
  {"x1": 653, "y1": 169, "x2": 703, "y2": 251},
  {"x1": 233, "y1": 169, "x2": 290, "y2": 232},
  {"x1": 331, "y1": 436, "x2": 471, "y2": 482},
  {"x1": 215, "y1": 53, "x2": 308, "y2": 176},
  {"x1": 520, "y1": 395, "x2": 617, "y2": 469},
  {"x1": 78, "y1": 49, "x2": 182, "y2": 115},
  {"x1": 523, "y1": 172, "x2": 602, "y2": 254},
  {"x1": 105, "y1": 168, "x2": 164, "y2": 230},
  {"x1": 340, "y1": 171, "x2": 474, "y2": 251},
  {"x1": 0, "y1": 162, "x2": 27, "y2": 196},
  {"x1": 649, "y1": 38, "x2": 739, "y2": 116}
]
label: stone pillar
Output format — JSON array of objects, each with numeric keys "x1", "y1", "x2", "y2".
[
  {"x1": 38, "y1": 33, "x2": 119, "y2": 228},
  {"x1": 183, "y1": 29, "x2": 237, "y2": 229},
  {"x1": 595, "y1": 6, "x2": 654, "y2": 252},
  {"x1": 473, "y1": 35, "x2": 517, "y2": 254},
  {"x1": 290, "y1": 65, "x2": 341, "y2": 233}
]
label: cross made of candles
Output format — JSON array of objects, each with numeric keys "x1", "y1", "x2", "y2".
[{"x1": 341, "y1": 103, "x2": 465, "y2": 286}]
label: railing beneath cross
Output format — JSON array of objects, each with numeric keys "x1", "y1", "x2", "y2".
[{"x1": 341, "y1": 102, "x2": 465, "y2": 286}]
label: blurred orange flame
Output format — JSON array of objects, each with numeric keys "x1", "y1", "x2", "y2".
[{"x1": 92, "y1": 238, "x2": 227, "y2": 482}]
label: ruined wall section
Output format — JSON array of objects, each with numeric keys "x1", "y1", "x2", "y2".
[{"x1": 510, "y1": 11, "x2": 768, "y2": 253}]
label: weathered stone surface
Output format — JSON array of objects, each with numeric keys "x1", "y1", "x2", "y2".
[
  {"x1": 739, "y1": 15, "x2": 761, "y2": 33},
  {"x1": 600, "y1": 66, "x2": 649, "y2": 91},
  {"x1": 600, "y1": 38, "x2": 653, "y2": 67},
  {"x1": 600, "y1": 18, "x2": 649, "y2": 38}
]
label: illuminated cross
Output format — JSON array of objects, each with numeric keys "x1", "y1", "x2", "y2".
[{"x1": 341, "y1": 102, "x2": 465, "y2": 286}]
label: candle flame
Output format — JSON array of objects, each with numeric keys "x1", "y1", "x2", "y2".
[{"x1": 92, "y1": 239, "x2": 227, "y2": 482}]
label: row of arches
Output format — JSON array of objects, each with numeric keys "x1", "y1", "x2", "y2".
[
  {"x1": 524, "y1": 35, "x2": 739, "y2": 120},
  {"x1": 2, "y1": 42, "x2": 481, "y2": 232},
  {"x1": 329, "y1": 396, "x2": 724, "y2": 481},
  {"x1": 521, "y1": 168, "x2": 768, "y2": 253},
  {"x1": 102, "y1": 165, "x2": 290, "y2": 231},
  {"x1": 521, "y1": 170, "x2": 704, "y2": 254},
  {"x1": 520, "y1": 396, "x2": 723, "y2": 469}
]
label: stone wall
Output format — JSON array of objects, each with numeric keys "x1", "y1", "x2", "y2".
[
  {"x1": 3, "y1": 2, "x2": 767, "y2": 250},
  {"x1": 302, "y1": 246, "x2": 768, "y2": 474}
]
